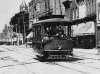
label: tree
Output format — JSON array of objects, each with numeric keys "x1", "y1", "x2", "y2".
[{"x1": 2, "y1": 24, "x2": 8, "y2": 41}]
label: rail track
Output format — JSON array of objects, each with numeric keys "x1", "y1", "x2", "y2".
[
  {"x1": 74, "y1": 51, "x2": 100, "y2": 60},
  {"x1": 0, "y1": 46, "x2": 100, "y2": 74}
]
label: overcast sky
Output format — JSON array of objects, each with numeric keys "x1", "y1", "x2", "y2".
[
  {"x1": 0, "y1": 0, "x2": 100, "y2": 33},
  {"x1": 0, "y1": 0, "x2": 31, "y2": 33}
]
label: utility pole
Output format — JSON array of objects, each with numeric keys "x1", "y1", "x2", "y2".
[
  {"x1": 96, "y1": 0, "x2": 100, "y2": 54},
  {"x1": 16, "y1": 24, "x2": 18, "y2": 45},
  {"x1": 18, "y1": 17, "x2": 21, "y2": 45},
  {"x1": 19, "y1": 21, "x2": 21, "y2": 45},
  {"x1": 23, "y1": 12, "x2": 26, "y2": 44},
  {"x1": 10, "y1": 25, "x2": 14, "y2": 45}
]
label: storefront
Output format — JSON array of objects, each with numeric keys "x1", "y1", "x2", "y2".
[{"x1": 71, "y1": 15, "x2": 96, "y2": 48}]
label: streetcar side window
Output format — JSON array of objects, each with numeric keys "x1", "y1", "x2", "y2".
[{"x1": 34, "y1": 26, "x2": 41, "y2": 38}]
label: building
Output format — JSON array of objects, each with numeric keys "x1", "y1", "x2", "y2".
[
  {"x1": 29, "y1": 0, "x2": 34, "y2": 29},
  {"x1": 63, "y1": 0, "x2": 96, "y2": 20},
  {"x1": 20, "y1": 0, "x2": 29, "y2": 44},
  {"x1": 28, "y1": 0, "x2": 97, "y2": 48},
  {"x1": 20, "y1": 0, "x2": 28, "y2": 12},
  {"x1": 63, "y1": 0, "x2": 96, "y2": 48},
  {"x1": 28, "y1": 0, "x2": 68, "y2": 46},
  {"x1": 29, "y1": 0, "x2": 66, "y2": 29}
]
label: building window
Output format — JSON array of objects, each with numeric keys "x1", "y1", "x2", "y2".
[
  {"x1": 86, "y1": 0, "x2": 95, "y2": 16},
  {"x1": 35, "y1": 3, "x2": 40, "y2": 12},
  {"x1": 76, "y1": 0, "x2": 85, "y2": 5},
  {"x1": 79, "y1": 4, "x2": 86, "y2": 18},
  {"x1": 76, "y1": 8, "x2": 79, "y2": 18},
  {"x1": 72, "y1": 10, "x2": 75, "y2": 19}
]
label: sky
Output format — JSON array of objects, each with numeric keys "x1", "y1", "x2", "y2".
[
  {"x1": 0, "y1": 0, "x2": 100, "y2": 33},
  {"x1": 0, "y1": 0, "x2": 31, "y2": 33}
]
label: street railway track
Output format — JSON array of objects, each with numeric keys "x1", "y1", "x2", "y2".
[
  {"x1": 0, "y1": 61, "x2": 38, "y2": 69},
  {"x1": 71, "y1": 62, "x2": 100, "y2": 71},
  {"x1": 0, "y1": 46, "x2": 40, "y2": 74},
  {"x1": 74, "y1": 51, "x2": 100, "y2": 60},
  {"x1": 0, "y1": 46, "x2": 34, "y2": 58},
  {"x1": 45, "y1": 56, "x2": 100, "y2": 72},
  {"x1": 49, "y1": 62, "x2": 88, "y2": 74},
  {"x1": 1, "y1": 46, "x2": 100, "y2": 74},
  {"x1": 46, "y1": 59, "x2": 100, "y2": 74},
  {"x1": 1, "y1": 46, "x2": 100, "y2": 61},
  {"x1": 74, "y1": 50, "x2": 99, "y2": 55},
  {"x1": 74, "y1": 55, "x2": 100, "y2": 60},
  {"x1": 2, "y1": 46, "x2": 100, "y2": 60}
]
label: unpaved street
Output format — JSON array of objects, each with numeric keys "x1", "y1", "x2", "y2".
[{"x1": 0, "y1": 45, "x2": 100, "y2": 74}]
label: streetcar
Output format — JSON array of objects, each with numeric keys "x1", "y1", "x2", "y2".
[{"x1": 32, "y1": 18, "x2": 73, "y2": 59}]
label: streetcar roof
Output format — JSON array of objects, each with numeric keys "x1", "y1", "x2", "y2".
[{"x1": 32, "y1": 18, "x2": 73, "y2": 26}]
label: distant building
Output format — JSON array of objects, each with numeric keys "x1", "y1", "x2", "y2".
[{"x1": 20, "y1": 0, "x2": 28, "y2": 12}]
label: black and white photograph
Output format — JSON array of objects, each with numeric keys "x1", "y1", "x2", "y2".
[{"x1": 0, "y1": 0, "x2": 100, "y2": 74}]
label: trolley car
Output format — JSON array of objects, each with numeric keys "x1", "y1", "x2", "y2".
[{"x1": 32, "y1": 18, "x2": 73, "y2": 59}]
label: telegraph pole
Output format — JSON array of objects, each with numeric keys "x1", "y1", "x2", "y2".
[
  {"x1": 10, "y1": 25, "x2": 14, "y2": 45},
  {"x1": 96, "y1": 0, "x2": 100, "y2": 54},
  {"x1": 23, "y1": 12, "x2": 26, "y2": 44},
  {"x1": 19, "y1": 21, "x2": 20, "y2": 45},
  {"x1": 16, "y1": 24, "x2": 18, "y2": 45},
  {"x1": 18, "y1": 17, "x2": 21, "y2": 45}
]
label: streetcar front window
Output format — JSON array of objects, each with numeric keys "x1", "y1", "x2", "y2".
[{"x1": 45, "y1": 25, "x2": 68, "y2": 38}]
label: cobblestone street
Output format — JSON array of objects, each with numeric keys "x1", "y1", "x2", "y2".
[{"x1": 0, "y1": 45, "x2": 100, "y2": 74}]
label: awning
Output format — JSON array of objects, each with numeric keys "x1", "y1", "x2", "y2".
[
  {"x1": 73, "y1": 21, "x2": 95, "y2": 37},
  {"x1": 71, "y1": 15, "x2": 96, "y2": 25},
  {"x1": 26, "y1": 32, "x2": 33, "y2": 38}
]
